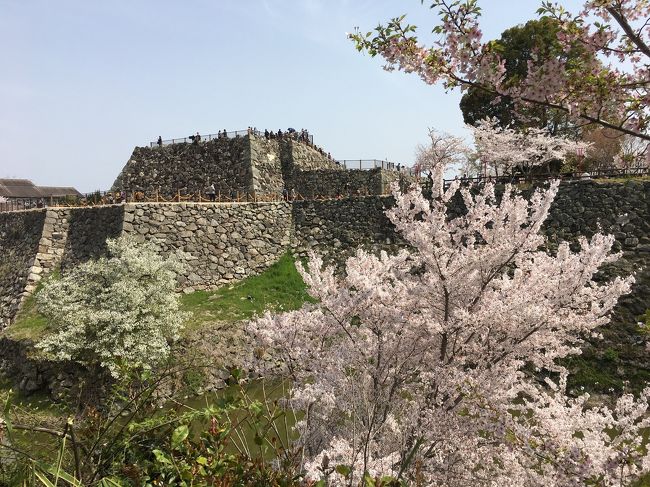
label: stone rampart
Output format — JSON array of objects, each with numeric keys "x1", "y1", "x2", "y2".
[
  {"x1": 112, "y1": 135, "x2": 343, "y2": 200},
  {"x1": 112, "y1": 137, "x2": 252, "y2": 198},
  {"x1": 288, "y1": 139, "x2": 340, "y2": 172},
  {"x1": 1, "y1": 179, "x2": 648, "y2": 329},
  {"x1": 1, "y1": 179, "x2": 649, "y2": 400},
  {"x1": 121, "y1": 202, "x2": 291, "y2": 291},
  {"x1": 62, "y1": 205, "x2": 125, "y2": 269},
  {"x1": 0, "y1": 210, "x2": 45, "y2": 326},
  {"x1": 290, "y1": 168, "x2": 415, "y2": 199},
  {"x1": 544, "y1": 180, "x2": 650, "y2": 326},
  {"x1": 249, "y1": 138, "x2": 284, "y2": 195},
  {"x1": 292, "y1": 169, "x2": 383, "y2": 198},
  {"x1": 291, "y1": 196, "x2": 402, "y2": 261}
]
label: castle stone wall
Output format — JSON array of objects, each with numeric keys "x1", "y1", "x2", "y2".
[
  {"x1": 543, "y1": 180, "x2": 650, "y2": 325},
  {"x1": 0, "y1": 210, "x2": 45, "y2": 326},
  {"x1": 122, "y1": 202, "x2": 292, "y2": 291},
  {"x1": 291, "y1": 196, "x2": 402, "y2": 261},
  {"x1": 289, "y1": 140, "x2": 340, "y2": 172},
  {"x1": 111, "y1": 137, "x2": 253, "y2": 198},
  {"x1": 62, "y1": 205, "x2": 124, "y2": 269},
  {"x1": 290, "y1": 168, "x2": 416, "y2": 199},
  {"x1": 1, "y1": 180, "x2": 648, "y2": 330},
  {"x1": 292, "y1": 169, "x2": 383, "y2": 198},
  {"x1": 249, "y1": 138, "x2": 284, "y2": 195}
]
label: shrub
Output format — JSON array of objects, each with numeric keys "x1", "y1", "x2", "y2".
[{"x1": 36, "y1": 236, "x2": 189, "y2": 377}]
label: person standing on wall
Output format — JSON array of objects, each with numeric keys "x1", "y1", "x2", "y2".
[
  {"x1": 206, "y1": 183, "x2": 216, "y2": 202},
  {"x1": 157, "y1": 136, "x2": 163, "y2": 147}
]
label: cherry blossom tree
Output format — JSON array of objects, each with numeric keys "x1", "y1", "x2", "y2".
[
  {"x1": 352, "y1": 0, "x2": 650, "y2": 141},
  {"x1": 469, "y1": 117, "x2": 590, "y2": 177},
  {"x1": 249, "y1": 181, "x2": 650, "y2": 486},
  {"x1": 614, "y1": 134, "x2": 650, "y2": 169},
  {"x1": 415, "y1": 128, "x2": 469, "y2": 195}
]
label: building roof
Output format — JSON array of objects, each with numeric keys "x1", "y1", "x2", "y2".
[
  {"x1": 0, "y1": 179, "x2": 43, "y2": 198},
  {"x1": 37, "y1": 186, "x2": 83, "y2": 198},
  {"x1": 0, "y1": 179, "x2": 81, "y2": 199}
]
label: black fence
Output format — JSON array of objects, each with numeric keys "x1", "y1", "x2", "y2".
[
  {"x1": 442, "y1": 167, "x2": 650, "y2": 189},
  {"x1": 150, "y1": 129, "x2": 314, "y2": 148},
  {"x1": 337, "y1": 159, "x2": 415, "y2": 175}
]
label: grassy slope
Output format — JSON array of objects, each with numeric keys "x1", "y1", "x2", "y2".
[
  {"x1": 3, "y1": 284, "x2": 49, "y2": 342},
  {"x1": 180, "y1": 252, "x2": 314, "y2": 331},
  {"x1": 6, "y1": 253, "x2": 313, "y2": 341}
]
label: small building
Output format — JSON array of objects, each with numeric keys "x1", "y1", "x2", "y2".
[{"x1": 0, "y1": 178, "x2": 82, "y2": 210}]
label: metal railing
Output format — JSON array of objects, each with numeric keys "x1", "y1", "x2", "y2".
[
  {"x1": 150, "y1": 129, "x2": 314, "y2": 148},
  {"x1": 442, "y1": 167, "x2": 650, "y2": 189},
  {"x1": 337, "y1": 159, "x2": 415, "y2": 175}
]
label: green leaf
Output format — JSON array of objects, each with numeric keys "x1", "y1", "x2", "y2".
[
  {"x1": 153, "y1": 449, "x2": 172, "y2": 465},
  {"x1": 196, "y1": 456, "x2": 208, "y2": 466},
  {"x1": 98, "y1": 479, "x2": 123, "y2": 487},
  {"x1": 253, "y1": 432, "x2": 264, "y2": 446},
  {"x1": 34, "y1": 461, "x2": 82, "y2": 486},
  {"x1": 34, "y1": 469, "x2": 56, "y2": 487},
  {"x1": 335, "y1": 464, "x2": 352, "y2": 477},
  {"x1": 171, "y1": 424, "x2": 189, "y2": 450}
]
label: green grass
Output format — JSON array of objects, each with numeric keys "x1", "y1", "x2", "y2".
[
  {"x1": 593, "y1": 175, "x2": 650, "y2": 184},
  {"x1": 3, "y1": 284, "x2": 49, "y2": 342},
  {"x1": 4, "y1": 254, "x2": 312, "y2": 340},
  {"x1": 181, "y1": 252, "x2": 314, "y2": 331}
]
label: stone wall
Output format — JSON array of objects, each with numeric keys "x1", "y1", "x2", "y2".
[
  {"x1": 249, "y1": 138, "x2": 284, "y2": 195},
  {"x1": 292, "y1": 169, "x2": 383, "y2": 198},
  {"x1": 121, "y1": 202, "x2": 292, "y2": 292},
  {"x1": 25, "y1": 208, "x2": 70, "y2": 294},
  {"x1": 543, "y1": 180, "x2": 650, "y2": 324},
  {"x1": 291, "y1": 196, "x2": 402, "y2": 261},
  {"x1": 0, "y1": 210, "x2": 45, "y2": 327},
  {"x1": 62, "y1": 205, "x2": 124, "y2": 269},
  {"x1": 1, "y1": 179, "x2": 650, "y2": 399},
  {"x1": 112, "y1": 135, "x2": 345, "y2": 201},
  {"x1": 288, "y1": 139, "x2": 341, "y2": 172},
  {"x1": 111, "y1": 137, "x2": 253, "y2": 198},
  {"x1": 290, "y1": 168, "x2": 416, "y2": 199}
]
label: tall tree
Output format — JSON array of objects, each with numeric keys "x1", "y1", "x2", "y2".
[
  {"x1": 460, "y1": 17, "x2": 581, "y2": 136},
  {"x1": 352, "y1": 0, "x2": 650, "y2": 140},
  {"x1": 414, "y1": 128, "x2": 469, "y2": 195}
]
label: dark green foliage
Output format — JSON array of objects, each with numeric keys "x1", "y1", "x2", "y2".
[{"x1": 460, "y1": 17, "x2": 583, "y2": 136}]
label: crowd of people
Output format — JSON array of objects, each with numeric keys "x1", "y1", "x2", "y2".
[{"x1": 155, "y1": 127, "x2": 337, "y2": 162}]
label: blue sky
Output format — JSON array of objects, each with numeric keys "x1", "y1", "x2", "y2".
[{"x1": 0, "y1": 0, "x2": 584, "y2": 192}]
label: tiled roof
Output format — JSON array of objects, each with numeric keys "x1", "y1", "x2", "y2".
[{"x1": 0, "y1": 179, "x2": 82, "y2": 198}]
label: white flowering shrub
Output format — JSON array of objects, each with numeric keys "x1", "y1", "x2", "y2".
[
  {"x1": 37, "y1": 237, "x2": 188, "y2": 378},
  {"x1": 250, "y1": 181, "x2": 650, "y2": 486}
]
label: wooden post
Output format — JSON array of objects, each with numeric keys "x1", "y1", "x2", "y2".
[{"x1": 176, "y1": 190, "x2": 180, "y2": 202}]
